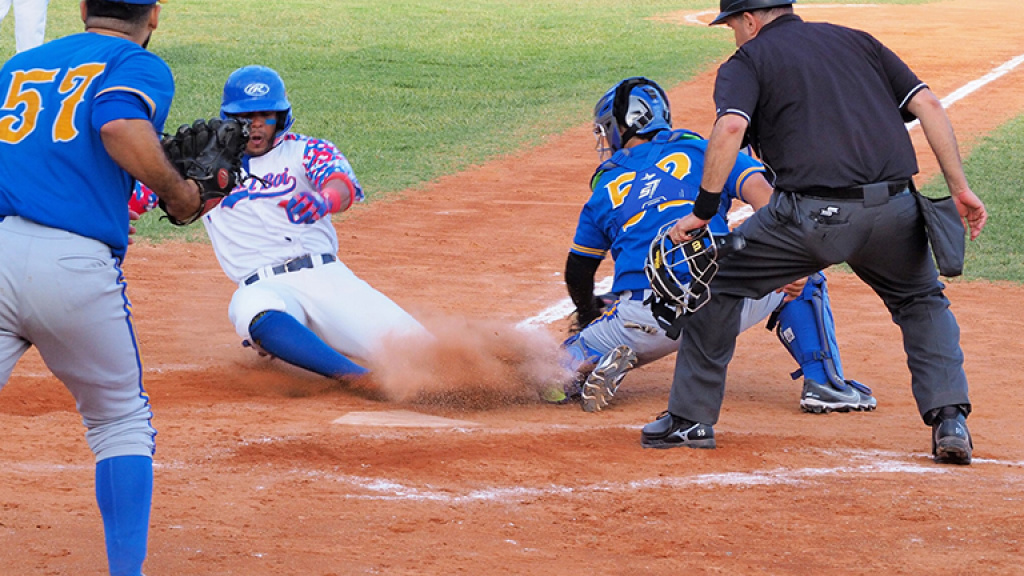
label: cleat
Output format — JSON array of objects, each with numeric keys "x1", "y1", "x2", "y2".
[
  {"x1": 800, "y1": 379, "x2": 863, "y2": 413},
  {"x1": 846, "y1": 379, "x2": 877, "y2": 411},
  {"x1": 580, "y1": 346, "x2": 637, "y2": 413},
  {"x1": 640, "y1": 411, "x2": 715, "y2": 449},
  {"x1": 931, "y1": 406, "x2": 972, "y2": 465}
]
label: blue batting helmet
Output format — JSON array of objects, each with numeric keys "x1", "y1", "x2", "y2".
[
  {"x1": 220, "y1": 65, "x2": 294, "y2": 132},
  {"x1": 593, "y1": 77, "x2": 671, "y2": 157}
]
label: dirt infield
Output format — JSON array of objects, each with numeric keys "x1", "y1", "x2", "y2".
[{"x1": 2, "y1": 1, "x2": 1023, "y2": 574}]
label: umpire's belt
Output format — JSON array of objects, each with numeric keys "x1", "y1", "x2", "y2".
[
  {"x1": 794, "y1": 180, "x2": 910, "y2": 200},
  {"x1": 243, "y1": 253, "x2": 336, "y2": 286}
]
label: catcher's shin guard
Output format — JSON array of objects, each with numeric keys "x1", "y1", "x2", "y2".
[{"x1": 768, "y1": 273, "x2": 871, "y2": 397}]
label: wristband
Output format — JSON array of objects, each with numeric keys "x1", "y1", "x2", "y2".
[{"x1": 692, "y1": 187, "x2": 722, "y2": 220}]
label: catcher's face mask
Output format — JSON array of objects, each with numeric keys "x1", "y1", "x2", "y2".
[{"x1": 645, "y1": 222, "x2": 721, "y2": 318}]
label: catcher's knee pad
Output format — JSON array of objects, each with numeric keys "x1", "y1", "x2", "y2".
[
  {"x1": 561, "y1": 332, "x2": 604, "y2": 374},
  {"x1": 773, "y1": 272, "x2": 848, "y2": 388}
]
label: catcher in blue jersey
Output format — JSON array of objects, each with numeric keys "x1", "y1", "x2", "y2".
[
  {"x1": 0, "y1": 1, "x2": 207, "y2": 575},
  {"x1": 546, "y1": 77, "x2": 875, "y2": 414}
]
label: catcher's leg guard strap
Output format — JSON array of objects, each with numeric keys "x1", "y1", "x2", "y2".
[
  {"x1": 772, "y1": 273, "x2": 848, "y2": 389},
  {"x1": 249, "y1": 310, "x2": 368, "y2": 378}
]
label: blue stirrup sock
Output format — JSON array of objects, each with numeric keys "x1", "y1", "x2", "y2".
[
  {"x1": 95, "y1": 455, "x2": 152, "y2": 576},
  {"x1": 249, "y1": 310, "x2": 369, "y2": 378}
]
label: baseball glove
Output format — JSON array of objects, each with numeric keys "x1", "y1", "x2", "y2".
[{"x1": 159, "y1": 117, "x2": 249, "y2": 225}]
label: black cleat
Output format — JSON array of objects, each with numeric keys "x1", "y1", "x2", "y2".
[
  {"x1": 931, "y1": 406, "x2": 972, "y2": 465},
  {"x1": 641, "y1": 411, "x2": 715, "y2": 449}
]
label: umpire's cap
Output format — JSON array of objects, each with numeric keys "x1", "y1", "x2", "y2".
[
  {"x1": 709, "y1": 0, "x2": 795, "y2": 26},
  {"x1": 107, "y1": 0, "x2": 161, "y2": 4}
]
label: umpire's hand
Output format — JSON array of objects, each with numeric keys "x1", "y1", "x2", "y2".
[
  {"x1": 953, "y1": 187, "x2": 987, "y2": 240},
  {"x1": 668, "y1": 213, "x2": 709, "y2": 244}
]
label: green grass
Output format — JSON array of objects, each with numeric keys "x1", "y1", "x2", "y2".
[
  {"x1": 918, "y1": 115, "x2": 1024, "y2": 282},
  {"x1": 7, "y1": 0, "x2": 1018, "y2": 283}
]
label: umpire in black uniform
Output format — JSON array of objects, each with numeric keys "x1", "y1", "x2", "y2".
[{"x1": 640, "y1": 0, "x2": 987, "y2": 464}]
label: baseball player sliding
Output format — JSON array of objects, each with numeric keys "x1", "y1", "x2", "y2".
[
  {"x1": 138, "y1": 66, "x2": 427, "y2": 379},
  {"x1": 548, "y1": 77, "x2": 874, "y2": 414}
]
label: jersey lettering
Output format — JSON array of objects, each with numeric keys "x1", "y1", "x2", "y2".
[
  {"x1": 622, "y1": 211, "x2": 646, "y2": 232},
  {"x1": 54, "y1": 63, "x2": 106, "y2": 142},
  {"x1": 604, "y1": 171, "x2": 635, "y2": 208},
  {"x1": 655, "y1": 152, "x2": 692, "y2": 180},
  {"x1": 0, "y1": 68, "x2": 58, "y2": 143},
  {"x1": 637, "y1": 172, "x2": 662, "y2": 200},
  {"x1": 0, "y1": 63, "x2": 107, "y2": 145}
]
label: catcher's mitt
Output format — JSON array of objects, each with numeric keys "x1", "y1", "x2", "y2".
[{"x1": 159, "y1": 117, "x2": 249, "y2": 225}]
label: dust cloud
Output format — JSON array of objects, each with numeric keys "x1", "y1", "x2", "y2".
[{"x1": 364, "y1": 315, "x2": 571, "y2": 409}]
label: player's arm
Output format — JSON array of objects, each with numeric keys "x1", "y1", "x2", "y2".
[
  {"x1": 906, "y1": 88, "x2": 987, "y2": 239},
  {"x1": 565, "y1": 193, "x2": 611, "y2": 328},
  {"x1": 281, "y1": 140, "x2": 362, "y2": 223},
  {"x1": 565, "y1": 252, "x2": 605, "y2": 328},
  {"x1": 734, "y1": 168, "x2": 773, "y2": 211},
  {"x1": 320, "y1": 173, "x2": 357, "y2": 214},
  {"x1": 101, "y1": 118, "x2": 200, "y2": 223},
  {"x1": 670, "y1": 113, "x2": 748, "y2": 243}
]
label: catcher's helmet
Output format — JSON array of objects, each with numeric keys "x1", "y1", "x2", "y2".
[
  {"x1": 593, "y1": 77, "x2": 671, "y2": 159},
  {"x1": 221, "y1": 65, "x2": 295, "y2": 133},
  {"x1": 709, "y1": 0, "x2": 796, "y2": 26}
]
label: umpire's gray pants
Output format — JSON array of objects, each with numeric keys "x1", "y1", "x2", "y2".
[{"x1": 668, "y1": 188, "x2": 969, "y2": 425}]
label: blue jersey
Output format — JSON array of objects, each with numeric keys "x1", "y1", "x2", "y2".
[
  {"x1": 571, "y1": 129, "x2": 766, "y2": 293},
  {"x1": 0, "y1": 33, "x2": 174, "y2": 258}
]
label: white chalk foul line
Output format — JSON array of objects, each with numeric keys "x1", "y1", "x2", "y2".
[
  {"x1": 906, "y1": 53, "x2": 1024, "y2": 131},
  {"x1": 515, "y1": 276, "x2": 613, "y2": 330},
  {"x1": 327, "y1": 450, "x2": 1024, "y2": 504}
]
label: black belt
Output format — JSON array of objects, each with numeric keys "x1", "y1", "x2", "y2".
[
  {"x1": 795, "y1": 180, "x2": 910, "y2": 200},
  {"x1": 243, "y1": 253, "x2": 336, "y2": 286}
]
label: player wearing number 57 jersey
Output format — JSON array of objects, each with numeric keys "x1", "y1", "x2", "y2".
[{"x1": 0, "y1": 1, "x2": 205, "y2": 575}]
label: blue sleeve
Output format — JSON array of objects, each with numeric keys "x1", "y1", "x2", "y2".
[
  {"x1": 93, "y1": 50, "x2": 174, "y2": 132},
  {"x1": 724, "y1": 152, "x2": 766, "y2": 204},
  {"x1": 303, "y1": 137, "x2": 365, "y2": 202},
  {"x1": 92, "y1": 91, "x2": 153, "y2": 127},
  {"x1": 570, "y1": 194, "x2": 610, "y2": 260}
]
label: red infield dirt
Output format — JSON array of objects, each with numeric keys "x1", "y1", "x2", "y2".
[{"x1": 3, "y1": 1, "x2": 1023, "y2": 574}]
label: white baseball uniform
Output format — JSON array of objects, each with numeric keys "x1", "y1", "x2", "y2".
[
  {"x1": 0, "y1": 0, "x2": 48, "y2": 53},
  {"x1": 201, "y1": 132, "x2": 425, "y2": 364}
]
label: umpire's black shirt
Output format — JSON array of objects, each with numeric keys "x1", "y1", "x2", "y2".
[{"x1": 713, "y1": 13, "x2": 926, "y2": 192}]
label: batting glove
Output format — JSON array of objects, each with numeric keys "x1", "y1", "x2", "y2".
[{"x1": 280, "y1": 190, "x2": 338, "y2": 224}]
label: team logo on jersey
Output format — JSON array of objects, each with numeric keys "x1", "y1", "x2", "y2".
[
  {"x1": 244, "y1": 82, "x2": 271, "y2": 97},
  {"x1": 638, "y1": 172, "x2": 662, "y2": 199}
]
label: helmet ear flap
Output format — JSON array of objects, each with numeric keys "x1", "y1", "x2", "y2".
[{"x1": 612, "y1": 77, "x2": 671, "y2": 147}]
